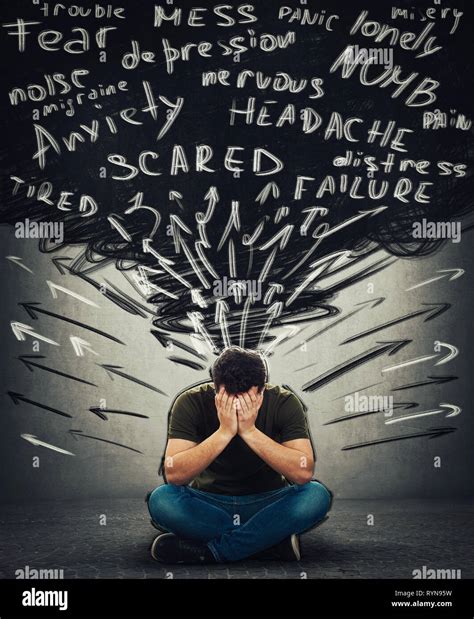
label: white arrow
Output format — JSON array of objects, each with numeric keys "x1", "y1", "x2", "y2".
[
  {"x1": 385, "y1": 403, "x2": 461, "y2": 425},
  {"x1": 406, "y1": 269, "x2": 464, "y2": 291},
  {"x1": 256, "y1": 181, "x2": 280, "y2": 205},
  {"x1": 47, "y1": 281, "x2": 100, "y2": 307},
  {"x1": 317, "y1": 207, "x2": 388, "y2": 241},
  {"x1": 21, "y1": 433, "x2": 75, "y2": 456},
  {"x1": 6, "y1": 255, "x2": 33, "y2": 274},
  {"x1": 124, "y1": 201, "x2": 161, "y2": 239},
  {"x1": 169, "y1": 190, "x2": 185, "y2": 211},
  {"x1": 191, "y1": 289, "x2": 208, "y2": 308},
  {"x1": 215, "y1": 299, "x2": 231, "y2": 348},
  {"x1": 258, "y1": 302, "x2": 283, "y2": 350},
  {"x1": 107, "y1": 215, "x2": 133, "y2": 242},
  {"x1": 70, "y1": 336, "x2": 99, "y2": 357},
  {"x1": 286, "y1": 250, "x2": 350, "y2": 307},
  {"x1": 11, "y1": 322, "x2": 59, "y2": 346},
  {"x1": 435, "y1": 342, "x2": 459, "y2": 365},
  {"x1": 263, "y1": 324, "x2": 299, "y2": 356},
  {"x1": 142, "y1": 239, "x2": 174, "y2": 265},
  {"x1": 382, "y1": 354, "x2": 438, "y2": 373},
  {"x1": 142, "y1": 239, "x2": 191, "y2": 289},
  {"x1": 188, "y1": 312, "x2": 217, "y2": 353},
  {"x1": 383, "y1": 342, "x2": 459, "y2": 373}
]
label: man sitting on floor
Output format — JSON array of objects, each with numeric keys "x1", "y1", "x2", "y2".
[{"x1": 146, "y1": 346, "x2": 332, "y2": 564}]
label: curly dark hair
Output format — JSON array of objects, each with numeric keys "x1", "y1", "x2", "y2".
[{"x1": 211, "y1": 347, "x2": 267, "y2": 394}]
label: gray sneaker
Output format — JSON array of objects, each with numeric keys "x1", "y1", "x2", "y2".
[{"x1": 251, "y1": 534, "x2": 301, "y2": 561}]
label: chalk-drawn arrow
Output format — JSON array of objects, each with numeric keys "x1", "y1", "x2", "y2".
[
  {"x1": 18, "y1": 355, "x2": 97, "y2": 387},
  {"x1": 52, "y1": 256, "x2": 73, "y2": 275},
  {"x1": 392, "y1": 375, "x2": 458, "y2": 391},
  {"x1": 258, "y1": 302, "x2": 283, "y2": 350},
  {"x1": 50, "y1": 259, "x2": 151, "y2": 317},
  {"x1": 202, "y1": 186, "x2": 219, "y2": 213},
  {"x1": 143, "y1": 239, "x2": 191, "y2": 288},
  {"x1": 166, "y1": 356, "x2": 206, "y2": 371},
  {"x1": 68, "y1": 429, "x2": 142, "y2": 454},
  {"x1": 215, "y1": 299, "x2": 231, "y2": 348},
  {"x1": 19, "y1": 302, "x2": 124, "y2": 344},
  {"x1": 256, "y1": 181, "x2": 280, "y2": 205},
  {"x1": 107, "y1": 214, "x2": 133, "y2": 242},
  {"x1": 239, "y1": 296, "x2": 254, "y2": 348},
  {"x1": 263, "y1": 325, "x2": 299, "y2": 356},
  {"x1": 6, "y1": 255, "x2": 33, "y2": 274},
  {"x1": 151, "y1": 331, "x2": 207, "y2": 360},
  {"x1": 99, "y1": 364, "x2": 168, "y2": 396},
  {"x1": 342, "y1": 303, "x2": 450, "y2": 344},
  {"x1": 341, "y1": 427, "x2": 457, "y2": 450},
  {"x1": 325, "y1": 402, "x2": 419, "y2": 425},
  {"x1": 21, "y1": 433, "x2": 75, "y2": 456},
  {"x1": 406, "y1": 269, "x2": 464, "y2": 291},
  {"x1": 124, "y1": 199, "x2": 161, "y2": 240},
  {"x1": 318, "y1": 206, "x2": 388, "y2": 241},
  {"x1": 188, "y1": 311, "x2": 218, "y2": 353},
  {"x1": 385, "y1": 403, "x2": 461, "y2": 425},
  {"x1": 383, "y1": 342, "x2": 459, "y2": 373},
  {"x1": 11, "y1": 322, "x2": 59, "y2": 346},
  {"x1": 47, "y1": 281, "x2": 100, "y2": 307},
  {"x1": 169, "y1": 190, "x2": 185, "y2": 211},
  {"x1": 302, "y1": 340, "x2": 411, "y2": 392},
  {"x1": 89, "y1": 407, "x2": 149, "y2": 421},
  {"x1": 434, "y1": 342, "x2": 459, "y2": 365},
  {"x1": 285, "y1": 297, "x2": 385, "y2": 356},
  {"x1": 70, "y1": 336, "x2": 99, "y2": 357},
  {"x1": 8, "y1": 391, "x2": 72, "y2": 418}
]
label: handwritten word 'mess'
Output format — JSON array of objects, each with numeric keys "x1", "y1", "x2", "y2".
[
  {"x1": 153, "y1": 5, "x2": 257, "y2": 28},
  {"x1": 2, "y1": 19, "x2": 116, "y2": 52}
]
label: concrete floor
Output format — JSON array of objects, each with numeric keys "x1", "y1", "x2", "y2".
[{"x1": 1, "y1": 499, "x2": 473, "y2": 579}]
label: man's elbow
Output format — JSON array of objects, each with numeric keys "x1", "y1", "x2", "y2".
[
  {"x1": 165, "y1": 468, "x2": 188, "y2": 486},
  {"x1": 293, "y1": 469, "x2": 314, "y2": 484},
  {"x1": 292, "y1": 458, "x2": 315, "y2": 484}
]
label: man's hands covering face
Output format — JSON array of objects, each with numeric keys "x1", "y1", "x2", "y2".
[
  {"x1": 215, "y1": 387, "x2": 239, "y2": 439},
  {"x1": 235, "y1": 388, "x2": 264, "y2": 438},
  {"x1": 215, "y1": 386, "x2": 264, "y2": 440}
]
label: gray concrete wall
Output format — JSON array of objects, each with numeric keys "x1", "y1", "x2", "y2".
[{"x1": 1, "y1": 227, "x2": 472, "y2": 502}]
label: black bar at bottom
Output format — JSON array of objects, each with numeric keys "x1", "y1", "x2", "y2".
[{"x1": 0, "y1": 578, "x2": 472, "y2": 618}]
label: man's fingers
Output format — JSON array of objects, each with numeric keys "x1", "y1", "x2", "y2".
[
  {"x1": 221, "y1": 390, "x2": 229, "y2": 409},
  {"x1": 242, "y1": 392, "x2": 253, "y2": 410},
  {"x1": 224, "y1": 392, "x2": 235, "y2": 414},
  {"x1": 238, "y1": 394, "x2": 250, "y2": 414},
  {"x1": 216, "y1": 386, "x2": 225, "y2": 405}
]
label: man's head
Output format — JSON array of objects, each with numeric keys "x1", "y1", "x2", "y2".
[{"x1": 211, "y1": 346, "x2": 267, "y2": 395}]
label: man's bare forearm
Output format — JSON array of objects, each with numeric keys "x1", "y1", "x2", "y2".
[
  {"x1": 240, "y1": 428, "x2": 313, "y2": 484},
  {"x1": 165, "y1": 429, "x2": 233, "y2": 485}
]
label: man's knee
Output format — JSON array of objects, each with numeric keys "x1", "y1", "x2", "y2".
[
  {"x1": 146, "y1": 484, "x2": 181, "y2": 523},
  {"x1": 292, "y1": 481, "x2": 332, "y2": 529}
]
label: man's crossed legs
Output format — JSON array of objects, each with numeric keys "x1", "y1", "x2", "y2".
[{"x1": 146, "y1": 481, "x2": 332, "y2": 563}]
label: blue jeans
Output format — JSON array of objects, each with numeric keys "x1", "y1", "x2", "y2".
[{"x1": 146, "y1": 481, "x2": 332, "y2": 562}]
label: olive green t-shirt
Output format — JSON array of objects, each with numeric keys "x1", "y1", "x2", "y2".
[{"x1": 167, "y1": 382, "x2": 312, "y2": 495}]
